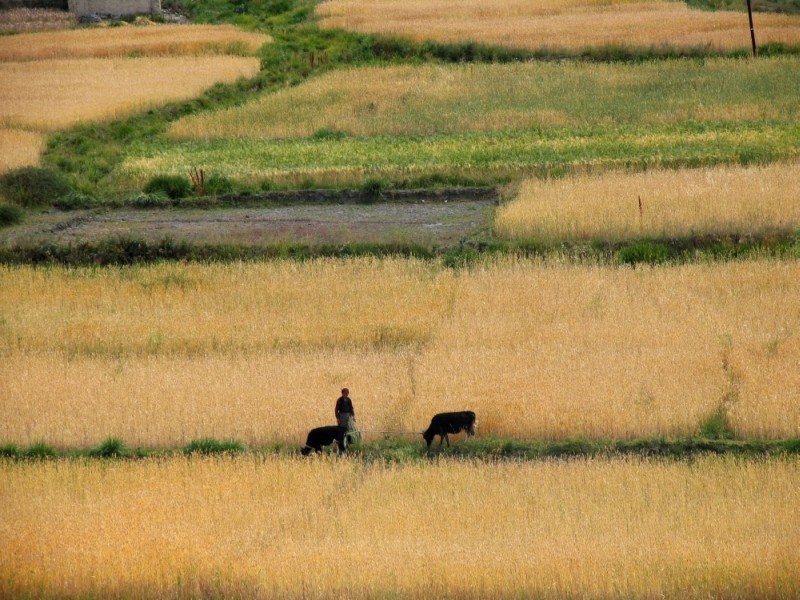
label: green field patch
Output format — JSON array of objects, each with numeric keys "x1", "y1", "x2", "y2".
[
  {"x1": 126, "y1": 57, "x2": 800, "y2": 187},
  {"x1": 118, "y1": 121, "x2": 800, "y2": 187},
  {"x1": 3, "y1": 435, "x2": 799, "y2": 461},
  {"x1": 168, "y1": 58, "x2": 800, "y2": 141}
]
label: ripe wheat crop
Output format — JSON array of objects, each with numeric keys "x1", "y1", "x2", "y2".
[
  {"x1": 0, "y1": 56, "x2": 261, "y2": 131},
  {"x1": 0, "y1": 24, "x2": 269, "y2": 62},
  {"x1": 0, "y1": 23, "x2": 267, "y2": 167},
  {"x1": 317, "y1": 0, "x2": 800, "y2": 52},
  {"x1": 495, "y1": 161, "x2": 800, "y2": 242},
  {"x1": 0, "y1": 129, "x2": 45, "y2": 173},
  {"x1": 1, "y1": 258, "x2": 798, "y2": 447},
  {"x1": 1, "y1": 455, "x2": 797, "y2": 599}
]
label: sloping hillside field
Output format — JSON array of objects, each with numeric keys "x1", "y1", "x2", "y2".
[
  {"x1": 0, "y1": 24, "x2": 268, "y2": 170},
  {"x1": 168, "y1": 59, "x2": 800, "y2": 139},
  {"x1": 123, "y1": 58, "x2": 800, "y2": 187}
]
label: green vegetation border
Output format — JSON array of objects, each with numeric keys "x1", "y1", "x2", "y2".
[
  {"x1": 2, "y1": 229, "x2": 798, "y2": 267},
  {"x1": 2, "y1": 436, "x2": 799, "y2": 462}
]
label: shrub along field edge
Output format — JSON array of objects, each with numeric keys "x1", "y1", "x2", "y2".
[{"x1": 1, "y1": 229, "x2": 798, "y2": 267}]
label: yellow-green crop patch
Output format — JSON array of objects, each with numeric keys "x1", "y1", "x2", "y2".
[
  {"x1": 114, "y1": 58, "x2": 800, "y2": 187},
  {"x1": 119, "y1": 122, "x2": 800, "y2": 187},
  {"x1": 169, "y1": 59, "x2": 800, "y2": 140}
]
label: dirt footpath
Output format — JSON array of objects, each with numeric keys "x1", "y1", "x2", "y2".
[{"x1": 3, "y1": 194, "x2": 498, "y2": 250}]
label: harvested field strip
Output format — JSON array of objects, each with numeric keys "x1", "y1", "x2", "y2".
[
  {"x1": 1, "y1": 259, "x2": 798, "y2": 446},
  {"x1": 1, "y1": 456, "x2": 798, "y2": 600},
  {"x1": 317, "y1": 0, "x2": 800, "y2": 51},
  {"x1": 125, "y1": 121, "x2": 800, "y2": 186},
  {"x1": 0, "y1": 200, "x2": 495, "y2": 248},
  {"x1": 168, "y1": 59, "x2": 800, "y2": 140},
  {"x1": 496, "y1": 161, "x2": 800, "y2": 242},
  {"x1": 0, "y1": 24, "x2": 270, "y2": 62},
  {"x1": 0, "y1": 57, "x2": 262, "y2": 131},
  {"x1": 0, "y1": 129, "x2": 44, "y2": 173}
]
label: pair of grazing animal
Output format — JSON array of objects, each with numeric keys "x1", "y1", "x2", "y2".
[{"x1": 301, "y1": 411, "x2": 477, "y2": 455}]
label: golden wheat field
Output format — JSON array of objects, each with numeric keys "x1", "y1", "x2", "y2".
[
  {"x1": 1, "y1": 455, "x2": 797, "y2": 599},
  {"x1": 1, "y1": 258, "x2": 798, "y2": 448},
  {"x1": 0, "y1": 24, "x2": 270, "y2": 62},
  {"x1": 0, "y1": 57, "x2": 261, "y2": 131},
  {"x1": 0, "y1": 23, "x2": 267, "y2": 169},
  {"x1": 0, "y1": 128, "x2": 45, "y2": 173},
  {"x1": 317, "y1": 0, "x2": 800, "y2": 51},
  {"x1": 495, "y1": 162, "x2": 800, "y2": 242}
]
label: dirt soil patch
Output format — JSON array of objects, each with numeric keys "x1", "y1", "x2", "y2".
[{"x1": 2, "y1": 194, "x2": 498, "y2": 250}]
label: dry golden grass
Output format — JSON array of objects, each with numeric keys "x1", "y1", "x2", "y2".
[
  {"x1": 1, "y1": 258, "x2": 798, "y2": 447},
  {"x1": 0, "y1": 128, "x2": 45, "y2": 173},
  {"x1": 495, "y1": 162, "x2": 800, "y2": 242},
  {"x1": 317, "y1": 0, "x2": 800, "y2": 51},
  {"x1": 1, "y1": 455, "x2": 797, "y2": 599},
  {"x1": 413, "y1": 258, "x2": 800, "y2": 441},
  {"x1": 0, "y1": 23, "x2": 267, "y2": 167},
  {"x1": 0, "y1": 259, "x2": 450, "y2": 355},
  {"x1": 0, "y1": 56, "x2": 261, "y2": 131},
  {"x1": 0, "y1": 24, "x2": 270, "y2": 62}
]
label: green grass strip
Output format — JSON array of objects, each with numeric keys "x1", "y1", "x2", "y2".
[{"x1": 3, "y1": 436, "x2": 799, "y2": 462}]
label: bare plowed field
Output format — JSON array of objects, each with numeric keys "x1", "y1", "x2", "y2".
[{"x1": 1, "y1": 197, "x2": 495, "y2": 248}]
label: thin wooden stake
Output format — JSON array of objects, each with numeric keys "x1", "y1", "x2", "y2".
[{"x1": 746, "y1": 0, "x2": 757, "y2": 57}]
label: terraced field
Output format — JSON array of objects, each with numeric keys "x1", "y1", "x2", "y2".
[
  {"x1": 317, "y1": 0, "x2": 800, "y2": 51},
  {"x1": 1, "y1": 1, "x2": 799, "y2": 599},
  {"x1": 0, "y1": 23, "x2": 268, "y2": 172}
]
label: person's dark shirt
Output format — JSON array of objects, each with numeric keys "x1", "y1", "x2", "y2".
[{"x1": 335, "y1": 396, "x2": 354, "y2": 417}]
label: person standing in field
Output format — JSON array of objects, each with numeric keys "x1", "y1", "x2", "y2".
[{"x1": 335, "y1": 388, "x2": 359, "y2": 443}]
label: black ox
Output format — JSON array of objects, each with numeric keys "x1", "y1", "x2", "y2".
[
  {"x1": 422, "y1": 411, "x2": 477, "y2": 447},
  {"x1": 301, "y1": 425, "x2": 347, "y2": 456}
]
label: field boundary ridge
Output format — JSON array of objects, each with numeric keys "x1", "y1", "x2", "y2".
[{"x1": 3, "y1": 436, "x2": 799, "y2": 462}]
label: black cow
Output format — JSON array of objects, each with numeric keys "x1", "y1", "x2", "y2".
[
  {"x1": 301, "y1": 425, "x2": 347, "y2": 456},
  {"x1": 422, "y1": 411, "x2": 477, "y2": 447}
]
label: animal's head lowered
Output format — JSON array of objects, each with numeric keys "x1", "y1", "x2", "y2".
[{"x1": 421, "y1": 429, "x2": 434, "y2": 447}]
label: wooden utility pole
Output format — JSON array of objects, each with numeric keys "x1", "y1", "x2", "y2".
[{"x1": 746, "y1": 0, "x2": 757, "y2": 57}]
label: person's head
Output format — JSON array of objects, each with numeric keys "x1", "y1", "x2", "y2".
[{"x1": 341, "y1": 388, "x2": 349, "y2": 397}]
